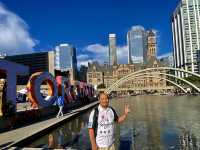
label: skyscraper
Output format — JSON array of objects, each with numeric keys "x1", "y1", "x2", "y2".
[
  {"x1": 172, "y1": 0, "x2": 200, "y2": 75},
  {"x1": 55, "y1": 44, "x2": 77, "y2": 80},
  {"x1": 109, "y1": 34, "x2": 117, "y2": 66},
  {"x1": 127, "y1": 26, "x2": 146, "y2": 63}
]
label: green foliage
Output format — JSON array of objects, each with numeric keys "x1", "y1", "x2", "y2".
[
  {"x1": 184, "y1": 75, "x2": 200, "y2": 86},
  {"x1": 97, "y1": 83, "x2": 106, "y2": 89}
]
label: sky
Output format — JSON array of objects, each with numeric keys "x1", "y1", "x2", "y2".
[{"x1": 0, "y1": 0, "x2": 180, "y2": 66}]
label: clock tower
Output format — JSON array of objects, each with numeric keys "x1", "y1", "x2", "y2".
[{"x1": 146, "y1": 30, "x2": 156, "y2": 61}]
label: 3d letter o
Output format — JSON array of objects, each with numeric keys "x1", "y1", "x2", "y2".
[{"x1": 27, "y1": 72, "x2": 58, "y2": 108}]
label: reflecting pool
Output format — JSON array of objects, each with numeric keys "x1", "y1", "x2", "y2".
[{"x1": 28, "y1": 96, "x2": 200, "y2": 149}]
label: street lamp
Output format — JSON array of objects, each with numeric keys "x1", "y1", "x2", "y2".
[{"x1": 102, "y1": 72, "x2": 105, "y2": 87}]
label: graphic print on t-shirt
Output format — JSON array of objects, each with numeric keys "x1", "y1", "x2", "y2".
[{"x1": 98, "y1": 110, "x2": 114, "y2": 137}]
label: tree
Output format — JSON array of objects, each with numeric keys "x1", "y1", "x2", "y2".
[
  {"x1": 97, "y1": 83, "x2": 106, "y2": 89},
  {"x1": 184, "y1": 76, "x2": 200, "y2": 86},
  {"x1": 184, "y1": 75, "x2": 200, "y2": 87}
]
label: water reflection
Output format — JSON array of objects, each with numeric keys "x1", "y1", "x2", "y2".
[
  {"x1": 29, "y1": 111, "x2": 91, "y2": 149},
  {"x1": 57, "y1": 129, "x2": 64, "y2": 148},
  {"x1": 28, "y1": 96, "x2": 200, "y2": 149},
  {"x1": 112, "y1": 96, "x2": 200, "y2": 150}
]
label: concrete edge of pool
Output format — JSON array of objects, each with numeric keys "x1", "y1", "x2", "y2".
[{"x1": 0, "y1": 101, "x2": 99, "y2": 150}]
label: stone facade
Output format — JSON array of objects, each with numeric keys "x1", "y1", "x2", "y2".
[
  {"x1": 146, "y1": 30, "x2": 156, "y2": 61},
  {"x1": 87, "y1": 57, "x2": 167, "y2": 91},
  {"x1": 87, "y1": 62, "x2": 104, "y2": 89}
]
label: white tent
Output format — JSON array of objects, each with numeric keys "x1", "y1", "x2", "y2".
[{"x1": 17, "y1": 88, "x2": 28, "y2": 94}]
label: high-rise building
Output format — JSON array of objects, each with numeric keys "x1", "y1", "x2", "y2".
[
  {"x1": 78, "y1": 65, "x2": 88, "y2": 82},
  {"x1": 146, "y1": 30, "x2": 157, "y2": 61},
  {"x1": 127, "y1": 26, "x2": 146, "y2": 63},
  {"x1": 55, "y1": 44, "x2": 77, "y2": 80},
  {"x1": 172, "y1": 0, "x2": 200, "y2": 75},
  {"x1": 109, "y1": 34, "x2": 117, "y2": 66},
  {"x1": 5, "y1": 51, "x2": 55, "y2": 84}
]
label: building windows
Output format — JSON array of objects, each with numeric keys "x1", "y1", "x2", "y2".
[{"x1": 172, "y1": 0, "x2": 200, "y2": 74}]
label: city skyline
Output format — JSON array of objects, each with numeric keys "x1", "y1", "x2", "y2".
[{"x1": 0, "y1": 0, "x2": 180, "y2": 66}]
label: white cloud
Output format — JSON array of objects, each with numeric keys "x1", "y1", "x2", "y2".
[
  {"x1": 78, "y1": 44, "x2": 128, "y2": 67},
  {"x1": 77, "y1": 54, "x2": 93, "y2": 67},
  {"x1": 84, "y1": 44, "x2": 108, "y2": 54},
  {"x1": 78, "y1": 59, "x2": 94, "y2": 67},
  {"x1": 83, "y1": 44, "x2": 108, "y2": 64},
  {"x1": 77, "y1": 54, "x2": 90, "y2": 61},
  {"x1": 157, "y1": 52, "x2": 173, "y2": 59},
  {"x1": 0, "y1": 3, "x2": 37, "y2": 56},
  {"x1": 117, "y1": 45, "x2": 128, "y2": 64}
]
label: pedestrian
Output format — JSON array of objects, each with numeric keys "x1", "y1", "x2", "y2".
[
  {"x1": 88, "y1": 92, "x2": 131, "y2": 150},
  {"x1": 56, "y1": 95, "x2": 64, "y2": 118}
]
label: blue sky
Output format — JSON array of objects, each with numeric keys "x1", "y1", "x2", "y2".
[{"x1": 0, "y1": 0, "x2": 180, "y2": 65}]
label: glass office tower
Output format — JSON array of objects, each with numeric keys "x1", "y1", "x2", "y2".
[{"x1": 127, "y1": 25, "x2": 146, "y2": 63}]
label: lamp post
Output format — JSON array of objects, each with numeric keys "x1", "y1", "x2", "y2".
[{"x1": 102, "y1": 72, "x2": 105, "y2": 88}]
